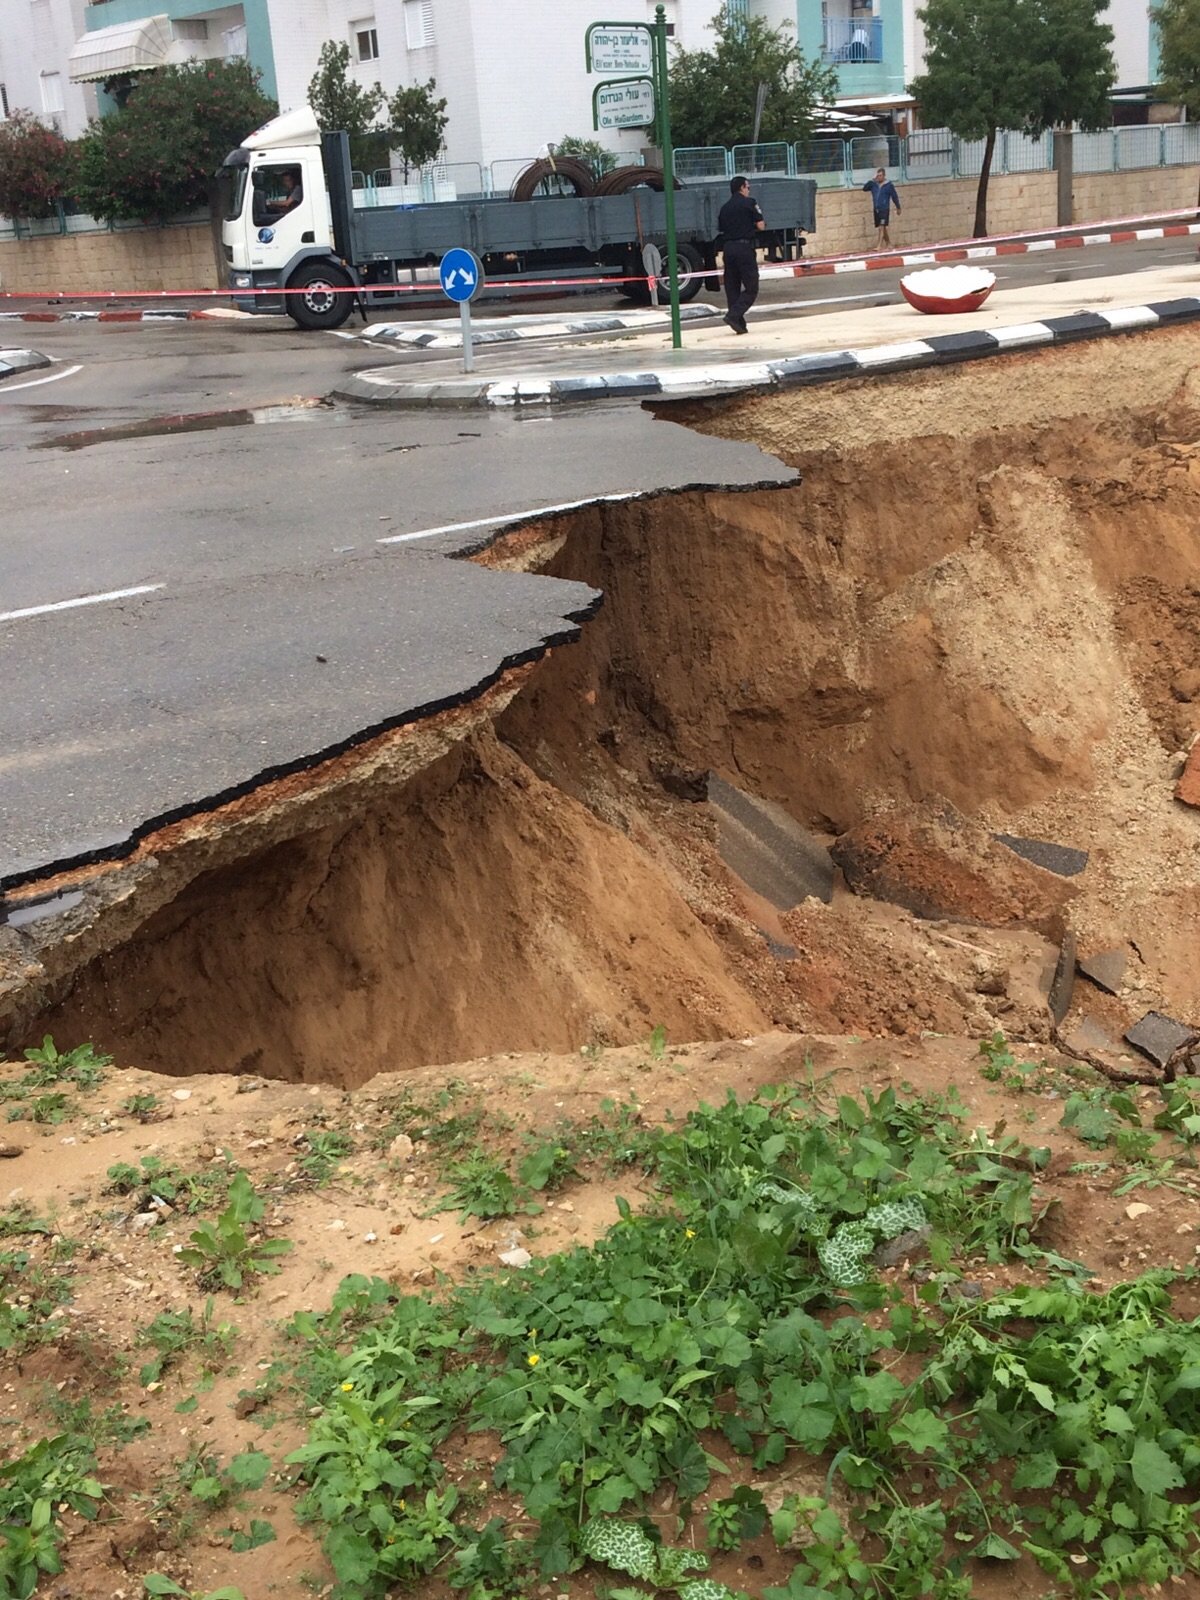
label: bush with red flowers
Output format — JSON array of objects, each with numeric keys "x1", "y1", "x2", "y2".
[{"x1": 0, "y1": 111, "x2": 75, "y2": 219}]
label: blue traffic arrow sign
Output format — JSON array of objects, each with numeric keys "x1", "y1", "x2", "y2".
[{"x1": 439, "y1": 248, "x2": 483, "y2": 303}]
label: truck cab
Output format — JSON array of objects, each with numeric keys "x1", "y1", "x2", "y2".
[{"x1": 221, "y1": 107, "x2": 353, "y2": 328}]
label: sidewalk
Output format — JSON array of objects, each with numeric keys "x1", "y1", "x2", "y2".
[{"x1": 334, "y1": 260, "x2": 1200, "y2": 410}]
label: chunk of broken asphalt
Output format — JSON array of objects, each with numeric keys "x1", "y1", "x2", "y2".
[
  {"x1": 706, "y1": 773, "x2": 834, "y2": 907},
  {"x1": 1062, "y1": 1014, "x2": 1121, "y2": 1057},
  {"x1": 1124, "y1": 1010, "x2": 1199, "y2": 1069},
  {"x1": 1047, "y1": 929, "x2": 1077, "y2": 1027},
  {"x1": 993, "y1": 833, "x2": 1089, "y2": 878},
  {"x1": 1077, "y1": 947, "x2": 1127, "y2": 995}
]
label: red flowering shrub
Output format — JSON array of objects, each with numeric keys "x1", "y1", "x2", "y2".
[
  {"x1": 0, "y1": 111, "x2": 75, "y2": 219},
  {"x1": 74, "y1": 59, "x2": 275, "y2": 224}
]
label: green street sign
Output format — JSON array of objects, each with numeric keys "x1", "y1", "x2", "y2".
[
  {"x1": 593, "y1": 75, "x2": 656, "y2": 131},
  {"x1": 585, "y1": 21, "x2": 654, "y2": 74}
]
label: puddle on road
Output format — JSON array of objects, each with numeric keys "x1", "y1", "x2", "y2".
[{"x1": 37, "y1": 396, "x2": 339, "y2": 451}]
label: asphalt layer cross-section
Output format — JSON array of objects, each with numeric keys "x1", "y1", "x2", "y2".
[{"x1": 0, "y1": 318, "x2": 795, "y2": 892}]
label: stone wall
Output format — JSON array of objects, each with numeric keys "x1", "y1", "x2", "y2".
[
  {"x1": 0, "y1": 222, "x2": 219, "y2": 297},
  {"x1": 0, "y1": 165, "x2": 1196, "y2": 298},
  {"x1": 812, "y1": 165, "x2": 1200, "y2": 256}
]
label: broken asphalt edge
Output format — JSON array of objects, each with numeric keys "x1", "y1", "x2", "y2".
[
  {"x1": 331, "y1": 298, "x2": 1200, "y2": 410},
  {"x1": 0, "y1": 590, "x2": 602, "y2": 905},
  {"x1": 0, "y1": 349, "x2": 51, "y2": 381}
]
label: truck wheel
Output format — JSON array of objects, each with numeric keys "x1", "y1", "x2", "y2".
[
  {"x1": 287, "y1": 264, "x2": 354, "y2": 330},
  {"x1": 624, "y1": 241, "x2": 705, "y2": 306}
]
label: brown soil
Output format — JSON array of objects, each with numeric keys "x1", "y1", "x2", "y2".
[
  {"x1": 6, "y1": 325, "x2": 1200, "y2": 1600},
  {"x1": 15, "y1": 323, "x2": 1200, "y2": 1081},
  {"x1": 2, "y1": 1032, "x2": 1197, "y2": 1600}
]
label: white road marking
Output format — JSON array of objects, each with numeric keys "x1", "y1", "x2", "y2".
[
  {"x1": 0, "y1": 582, "x2": 163, "y2": 623},
  {"x1": 378, "y1": 494, "x2": 639, "y2": 544},
  {"x1": 0, "y1": 363, "x2": 83, "y2": 392}
]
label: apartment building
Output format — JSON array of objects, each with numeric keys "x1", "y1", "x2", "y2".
[{"x1": 0, "y1": 0, "x2": 1171, "y2": 163}]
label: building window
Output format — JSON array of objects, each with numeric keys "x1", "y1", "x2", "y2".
[
  {"x1": 39, "y1": 72, "x2": 64, "y2": 115},
  {"x1": 355, "y1": 24, "x2": 379, "y2": 61},
  {"x1": 0, "y1": 84, "x2": 8, "y2": 120},
  {"x1": 404, "y1": 0, "x2": 433, "y2": 50}
]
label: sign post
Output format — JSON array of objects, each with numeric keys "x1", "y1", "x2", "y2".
[
  {"x1": 585, "y1": 8, "x2": 681, "y2": 350},
  {"x1": 438, "y1": 247, "x2": 484, "y2": 373}
]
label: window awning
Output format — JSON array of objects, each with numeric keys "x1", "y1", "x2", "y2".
[{"x1": 68, "y1": 14, "x2": 173, "y2": 83}]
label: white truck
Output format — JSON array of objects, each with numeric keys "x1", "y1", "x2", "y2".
[{"x1": 219, "y1": 106, "x2": 818, "y2": 330}]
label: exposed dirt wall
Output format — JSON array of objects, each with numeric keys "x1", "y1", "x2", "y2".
[
  {"x1": 32, "y1": 730, "x2": 766, "y2": 1084},
  {"x1": 18, "y1": 324, "x2": 1200, "y2": 1081}
]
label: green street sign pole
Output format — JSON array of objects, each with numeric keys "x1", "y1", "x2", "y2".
[{"x1": 653, "y1": 3, "x2": 682, "y2": 350}]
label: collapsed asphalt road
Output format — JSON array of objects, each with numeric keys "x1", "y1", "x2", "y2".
[{"x1": 0, "y1": 318, "x2": 793, "y2": 892}]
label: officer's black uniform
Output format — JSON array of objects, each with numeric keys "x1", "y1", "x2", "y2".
[{"x1": 717, "y1": 186, "x2": 764, "y2": 333}]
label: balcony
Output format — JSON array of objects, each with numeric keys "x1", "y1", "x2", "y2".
[{"x1": 821, "y1": 15, "x2": 883, "y2": 64}]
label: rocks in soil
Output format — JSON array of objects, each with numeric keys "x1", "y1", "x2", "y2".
[
  {"x1": 1124, "y1": 1010, "x2": 1199, "y2": 1068},
  {"x1": 1171, "y1": 668, "x2": 1200, "y2": 702},
  {"x1": 498, "y1": 1247, "x2": 533, "y2": 1268},
  {"x1": 387, "y1": 1133, "x2": 415, "y2": 1162},
  {"x1": 1077, "y1": 946, "x2": 1128, "y2": 995},
  {"x1": 873, "y1": 1225, "x2": 931, "y2": 1269},
  {"x1": 993, "y1": 832, "x2": 1089, "y2": 878},
  {"x1": 1175, "y1": 745, "x2": 1200, "y2": 808},
  {"x1": 0, "y1": 1143, "x2": 24, "y2": 1158},
  {"x1": 831, "y1": 800, "x2": 1077, "y2": 937},
  {"x1": 1062, "y1": 1014, "x2": 1122, "y2": 1057}
]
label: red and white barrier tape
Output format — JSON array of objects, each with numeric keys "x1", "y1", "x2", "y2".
[{"x1": 2, "y1": 203, "x2": 1197, "y2": 312}]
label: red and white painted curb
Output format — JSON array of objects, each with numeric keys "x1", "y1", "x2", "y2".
[{"x1": 789, "y1": 217, "x2": 1200, "y2": 279}]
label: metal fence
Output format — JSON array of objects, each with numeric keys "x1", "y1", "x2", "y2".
[{"x1": 4, "y1": 122, "x2": 1200, "y2": 237}]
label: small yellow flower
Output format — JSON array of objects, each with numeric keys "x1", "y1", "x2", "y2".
[
  {"x1": 340, "y1": 1381, "x2": 354, "y2": 1392},
  {"x1": 685, "y1": 1229, "x2": 696, "y2": 1239},
  {"x1": 528, "y1": 1327, "x2": 538, "y2": 1341},
  {"x1": 527, "y1": 1353, "x2": 540, "y2": 1367},
  {"x1": 398, "y1": 1499, "x2": 406, "y2": 1512}
]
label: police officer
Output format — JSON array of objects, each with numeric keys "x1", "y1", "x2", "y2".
[{"x1": 717, "y1": 174, "x2": 765, "y2": 335}]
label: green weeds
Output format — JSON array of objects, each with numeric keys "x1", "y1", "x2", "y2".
[
  {"x1": 0, "y1": 1433, "x2": 104, "y2": 1597},
  {"x1": 276, "y1": 1079, "x2": 1200, "y2": 1600},
  {"x1": 136, "y1": 1299, "x2": 237, "y2": 1385},
  {"x1": 177, "y1": 1173, "x2": 292, "y2": 1291},
  {"x1": 105, "y1": 1155, "x2": 233, "y2": 1214}
]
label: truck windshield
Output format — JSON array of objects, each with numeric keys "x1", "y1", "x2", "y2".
[{"x1": 223, "y1": 166, "x2": 249, "y2": 222}]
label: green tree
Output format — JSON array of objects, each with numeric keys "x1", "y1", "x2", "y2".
[
  {"x1": 0, "y1": 111, "x2": 75, "y2": 219},
  {"x1": 554, "y1": 135, "x2": 619, "y2": 178},
  {"x1": 307, "y1": 40, "x2": 388, "y2": 173},
  {"x1": 385, "y1": 80, "x2": 448, "y2": 177},
  {"x1": 1151, "y1": 0, "x2": 1200, "y2": 115},
  {"x1": 667, "y1": 8, "x2": 836, "y2": 150},
  {"x1": 912, "y1": 0, "x2": 1115, "y2": 237},
  {"x1": 74, "y1": 59, "x2": 275, "y2": 224}
]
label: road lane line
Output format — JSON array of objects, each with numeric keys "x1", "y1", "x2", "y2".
[
  {"x1": 0, "y1": 364, "x2": 83, "y2": 392},
  {"x1": 0, "y1": 583, "x2": 163, "y2": 623},
  {"x1": 378, "y1": 494, "x2": 639, "y2": 544}
]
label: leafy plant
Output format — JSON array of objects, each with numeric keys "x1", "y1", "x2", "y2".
[
  {"x1": 177, "y1": 1173, "x2": 292, "y2": 1290},
  {"x1": 105, "y1": 1154, "x2": 232, "y2": 1214},
  {"x1": 0, "y1": 112, "x2": 75, "y2": 219},
  {"x1": 144, "y1": 1576, "x2": 247, "y2": 1599},
  {"x1": 0, "y1": 1434, "x2": 104, "y2": 1597},
  {"x1": 137, "y1": 1299, "x2": 237, "y2": 1385},
  {"x1": 1061, "y1": 1086, "x2": 1141, "y2": 1149},
  {"x1": 518, "y1": 1140, "x2": 579, "y2": 1193},
  {"x1": 123, "y1": 1092, "x2": 162, "y2": 1121},
  {"x1": 298, "y1": 1129, "x2": 354, "y2": 1185},
  {"x1": 429, "y1": 1151, "x2": 537, "y2": 1222},
  {"x1": 705, "y1": 1486, "x2": 767, "y2": 1551},
  {"x1": 22, "y1": 1036, "x2": 110, "y2": 1088}
]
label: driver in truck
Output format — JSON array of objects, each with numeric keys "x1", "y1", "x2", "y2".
[{"x1": 267, "y1": 169, "x2": 303, "y2": 215}]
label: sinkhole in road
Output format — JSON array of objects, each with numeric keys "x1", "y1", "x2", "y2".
[{"x1": 16, "y1": 326, "x2": 1200, "y2": 1085}]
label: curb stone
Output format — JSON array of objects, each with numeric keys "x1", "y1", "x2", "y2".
[
  {"x1": 333, "y1": 297, "x2": 1199, "y2": 411},
  {"x1": 0, "y1": 348, "x2": 51, "y2": 381}
]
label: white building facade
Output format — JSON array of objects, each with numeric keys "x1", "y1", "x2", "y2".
[{"x1": 0, "y1": 0, "x2": 1174, "y2": 164}]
